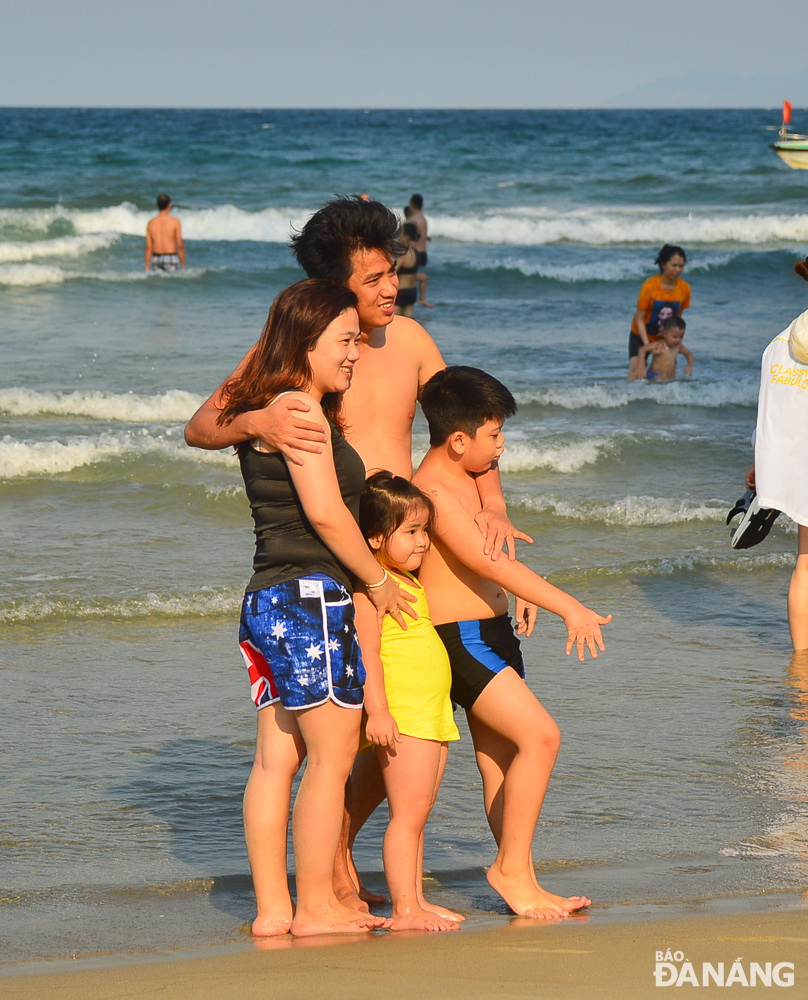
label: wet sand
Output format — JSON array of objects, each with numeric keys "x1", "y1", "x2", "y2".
[{"x1": 5, "y1": 898, "x2": 807, "y2": 1000}]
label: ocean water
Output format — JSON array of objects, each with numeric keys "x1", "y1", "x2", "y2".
[{"x1": 3, "y1": 108, "x2": 808, "y2": 965}]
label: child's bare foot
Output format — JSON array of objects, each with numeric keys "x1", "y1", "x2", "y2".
[
  {"x1": 290, "y1": 903, "x2": 377, "y2": 937},
  {"x1": 252, "y1": 905, "x2": 293, "y2": 937},
  {"x1": 422, "y1": 901, "x2": 466, "y2": 923},
  {"x1": 419, "y1": 300, "x2": 434, "y2": 308},
  {"x1": 486, "y1": 865, "x2": 567, "y2": 920},
  {"x1": 389, "y1": 906, "x2": 459, "y2": 932}
]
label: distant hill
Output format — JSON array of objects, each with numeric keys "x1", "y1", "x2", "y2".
[{"x1": 601, "y1": 70, "x2": 808, "y2": 109}]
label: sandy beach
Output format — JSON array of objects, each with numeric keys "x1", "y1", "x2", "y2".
[{"x1": 4, "y1": 897, "x2": 806, "y2": 1000}]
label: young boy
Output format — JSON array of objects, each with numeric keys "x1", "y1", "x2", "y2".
[
  {"x1": 637, "y1": 316, "x2": 693, "y2": 380},
  {"x1": 413, "y1": 366, "x2": 611, "y2": 919}
]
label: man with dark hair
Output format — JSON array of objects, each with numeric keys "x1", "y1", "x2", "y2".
[
  {"x1": 186, "y1": 196, "x2": 447, "y2": 478},
  {"x1": 145, "y1": 194, "x2": 185, "y2": 272},
  {"x1": 186, "y1": 196, "x2": 510, "y2": 505},
  {"x1": 289, "y1": 196, "x2": 402, "y2": 287}
]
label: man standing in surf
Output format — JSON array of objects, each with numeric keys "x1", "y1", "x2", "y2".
[
  {"x1": 184, "y1": 195, "x2": 530, "y2": 918},
  {"x1": 145, "y1": 193, "x2": 186, "y2": 272}
]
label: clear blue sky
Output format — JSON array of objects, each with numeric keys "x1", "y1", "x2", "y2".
[{"x1": 3, "y1": 0, "x2": 808, "y2": 108}]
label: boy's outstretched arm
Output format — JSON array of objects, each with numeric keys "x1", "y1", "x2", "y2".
[
  {"x1": 183, "y1": 345, "x2": 328, "y2": 463},
  {"x1": 430, "y1": 487, "x2": 611, "y2": 661},
  {"x1": 473, "y1": 463, "x2": 534, "y2": 561}
]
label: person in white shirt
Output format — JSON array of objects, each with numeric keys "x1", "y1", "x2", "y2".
[{"x1": 749, "y1": 301, "x2": 808, "y2": 649}]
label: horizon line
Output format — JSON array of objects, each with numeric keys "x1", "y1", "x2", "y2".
[{"x1": 0, "y1": 104, "x2": 793, "y2": 112}]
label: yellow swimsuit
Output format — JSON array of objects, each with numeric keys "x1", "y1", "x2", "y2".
[{"x1": 380, "y1": 572, "x2": 460, "y2": 742}]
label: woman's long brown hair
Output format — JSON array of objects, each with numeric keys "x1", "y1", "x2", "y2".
[{"x1": 216, "y1": 279, "x2": 358, "y2": 440}]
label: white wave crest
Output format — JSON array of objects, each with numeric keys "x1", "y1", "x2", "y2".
[
  {"x1": 500, "y1": 438, "x2": 614, "y2": 473},
  {"x1": 0, "y1": 387, "x2": 203, "y2": 422},
  {"x1": 0, "y1": 203, "x2": 310, "y2": 243},
  {"x1": 516, "y1": 378, "x2": 759, "y2": 410},
  {"x1": 0, "y1": 233, "x2": 119, "y2": 264},
  {"x1": 552, "y1": 550, "x2": 795, "y2": 585},
  {"x1": 0, "y1": 263, "x2": 66, "y2": 286},
  {"x1": 1, "y1": 587, "x2": 240, "y2": 624},
  {"x1": 457, "y1": 251, "x2": 738, "y2": 282},
  {"x1": 432, "y1": 207, "x2": 808, "y2": 247},
  {"x1": 0, "y1": 263, "x2": 214, "y2": 287},
  {"x1": 0, "y1": 430, "x2": 237, "y2": 479},
  {"x1": 7, "y1": 202, "x2": 808, "y2": 249},
  {"x1": 520, "y1": 494, "x2": 728, "y2": 526}
]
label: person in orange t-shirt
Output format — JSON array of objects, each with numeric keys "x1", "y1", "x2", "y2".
[{"x1": 628, "y1": 244, "x2": 690, "y2": 379}]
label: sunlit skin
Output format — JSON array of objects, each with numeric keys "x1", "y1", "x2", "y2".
[
  {"x1": 370, "y1": 508, "x2": 431, "y2": 575},
  {"x1": 305, "y1": 308, "x2": 361, "y2": 400},
  {"x1": 345, "y1": 248, "x2": 399, "y2": 331}
]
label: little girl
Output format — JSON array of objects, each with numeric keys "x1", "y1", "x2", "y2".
[{"x1": 353, "y1": 471, "x2": 464, "y2": 932}]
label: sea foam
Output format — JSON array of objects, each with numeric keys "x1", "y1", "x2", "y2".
[
  {"x1": 0, "y1": 203, "x2": 310, "y2": 243},
  {"x1": 431, "y1": 208, "x2": 808, "y2": 247},
  {"x1": 500, "y1": 438, "x2": 615, "y2": 473},
  {"x1": 0, "y1": 234, "x2": 118, "y2": 263},
  {"x1": 515, "y1": 378, "x2": 759, "y2": 410},
  {"x1": 0, "y1": 264, "x2": 67, "y2": 286},
  {"x1": 5, "y1": 202, "x2": 808, "y2": 249},
  {"x1": 0, "y1": 431, "x2": 237, "y2": 479},
  {"x1": 518, "y1": 493, "x2": 728, "y2": 526},
  {"x1": 552, "y1": 550, "x2": 795, "y2": 585},
  {"x1": 0, "y1": 387, "x2": 204, "y2": 422},
  {"x1": 452, "y1": 251, "x2": 740, "y2": 282},
  {"x1": 1, "y1": 587, "x2": 240, "y2": 624}
]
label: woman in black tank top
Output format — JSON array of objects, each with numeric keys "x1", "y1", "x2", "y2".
[{"x1": 215, "y1": 280, "x2": 406, "y2": 937}]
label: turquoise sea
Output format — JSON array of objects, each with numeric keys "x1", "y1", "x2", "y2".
[{"x1": 2, "y1": 108, "x2": 808, "y2": 965}]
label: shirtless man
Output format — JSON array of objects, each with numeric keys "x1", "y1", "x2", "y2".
[
  {"x1": 145, "y1": 194, "x2": 186, "y2": 272},
  {"x1": 185, "y1": 196, "x2": 517, "y2": 509},
  {"x1": 184, "y1": 195, "x2": 530, "y2": 907},
  {"x1": 408, "y1": 194, "x2": 433, "y2": 307}
]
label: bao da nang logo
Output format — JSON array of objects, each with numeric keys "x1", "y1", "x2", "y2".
[{"x1": 654, "y1": 950, "x2": 795, "y2": 988}]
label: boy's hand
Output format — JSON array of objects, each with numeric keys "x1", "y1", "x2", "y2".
[
  {"x1": 564, "y1": 608, "x2": 612, "y2": 661},
  {"x1": 515, "y1": 598, "x2": 538, "y2": 637},
  {"x1": 684, "y1": 363, "x2": 693, "y2": 376},
  {"x1": 365, "y1": 710, "x2": 401, "y2": 749},
  {"x1": 474, "y1": 507, "x2": 533, "y2": 561}
]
